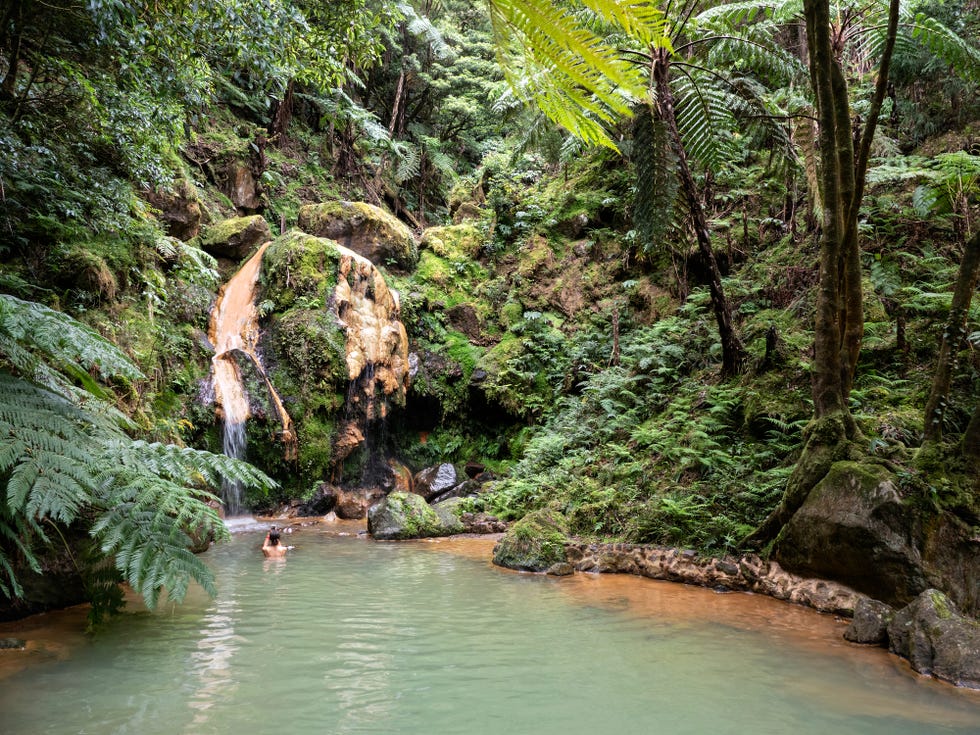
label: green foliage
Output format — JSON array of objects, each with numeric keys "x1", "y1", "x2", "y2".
[
  {"x1": 632, "y1": 105, "x2": 679, "y2": 257},
  {"x1": 488, "y1": 0, "x2": 666, "y2": 149},
  {"x1": 479, "y1": 312, "x2": 570, "y2": 420},
  {"x1": 484, "y1": 297, "x2": 811, "y2": 554},
  {"x1": 0, "y1": 294, "x2": 274, "y2": 614}
]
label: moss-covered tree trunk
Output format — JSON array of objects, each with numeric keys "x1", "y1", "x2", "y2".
[
  {"x1": 922, "y1": 229, "x2": 980, "y2": 442},
  {"x1": 745, "y1": 0, "x2": 900, "y2": 547},
  {"x1": 962, "y1": 402, "x2": 980, "y2": 474}
]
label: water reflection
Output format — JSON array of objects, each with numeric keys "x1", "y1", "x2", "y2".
[
  {"x1": 188, "y1": 596, "x2": 244, "y2": 730},
  {"x1": 1, "y1": 530, "x2": 978, "y2": 735}
]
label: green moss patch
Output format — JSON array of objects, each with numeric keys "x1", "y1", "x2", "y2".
[
  {"x1": 492, "y1": 506, "x2": 570, "y2": 571},
  {"x1": 262, "y1": 230, "x2": 341, "y2": 310}
]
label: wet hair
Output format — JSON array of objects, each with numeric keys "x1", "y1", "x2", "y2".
[{"x1": 269, "y1": 530, "x2": 281, "y2": 546}]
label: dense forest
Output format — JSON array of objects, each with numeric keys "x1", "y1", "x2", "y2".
[{"x1": 1, "y1": 0, "x2": 978, "y2": 665}]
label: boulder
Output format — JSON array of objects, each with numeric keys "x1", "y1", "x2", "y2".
[
  {"x1": 384, "y1": 459, "x2": 414, "y2": 494},
  {"x1": 295, "y1": 483, "x2": 339, "y2": 516},
  {"x1": 774, "y1": 461, "x2": 927, "y2": 607},
  {"x1": 226, "y1": 162, "x2": 262, "y2": 211},
  {"x1": 887, "y1": 589, "x2": 980, "y2": 688},
  {"x1": 143, "y1": 179, "x2": 203, "y2": 241},
  {"x1": 414, "y1": 463, "x2": 458, "y2": 501},
  {"x1": 844, "y1": 598, "x2": 894, "y2": 645},
  {"x1": 298, "y1": 201, "x2": 417, "y2": 270},
  {"x1": 432, "y1": 498, "x2": 466, "y2": 535},
  {"x1": 419, "y1": 224, "x2": 482, "y2": 259},
  {"x1": 335, "y1": 488, "x2": 378, "y2": 520},
  {"x1": 492, "y1": 507, "x2": 570, "y2": 572},
  {"x1": 199, "y1": 215, "x2": 272, "y2": 260},
  {"x1": 446, "y1": 303, "x2": 483, "y2": 342},
  {"x1": 430, "y1": 479, "x2": 480, "y2": 505},
  {"x1": 367, "y1": 492, "x2": 446, "y2": 540}
]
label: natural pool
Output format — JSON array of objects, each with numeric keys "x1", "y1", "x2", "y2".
[{"x1": 2, "y1": 523, "x2": 979, "y2": 734}]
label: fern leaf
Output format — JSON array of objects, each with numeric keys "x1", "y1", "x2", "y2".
[
  {"x1": 633, "y1": 103, "x2": 680, "y2": 255},
  {"x1": 911, "y1": 15, "x2": 980, "y2": 85}
]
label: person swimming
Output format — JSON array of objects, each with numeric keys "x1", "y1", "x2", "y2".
[{"x1": 262, "y1": 527, "x2": 288, "y2": 558}]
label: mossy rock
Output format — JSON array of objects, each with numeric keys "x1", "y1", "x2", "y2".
[
  {"x1": 492, "y1": 507, "x2": 570, "y2": 572},
  {"x1": 774, "y1": 460, "x2": 928, "y2": 606},
  {"x1": 415, "y1": 250, "x2": 453, "y2": 286},
  {"x1": 297, "y1": 201, "x2": 417, "y2": 270},
  {"x1": 198, "y1": 215, "x2": 271, "y2": 259},
  {"x1": 432, "y1": 497, "x2": 467, "y2": 535},
  {"x1": 262, "y1": 230, "x2": 341, "y2": 310},
  {"x1": 367, "y1": 492, "x2": 446, "y2": 540},
  {"x1": 267, "y1": 307, "x2": 348, "y2": 386},
  {"x1": 420, "y1": 224, "x2": 482, "y2": 260}
]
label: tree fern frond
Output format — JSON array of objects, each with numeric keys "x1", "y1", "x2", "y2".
[
  {"x1": 695, "y1": 0, "x2": 776, "y2": 27},
  {"x1": 398, "y1": 2, "x2": 455, "y2": 60},
  {"x1": 633, "y1": 103, "x2": 680, "y2": 254},
  {"x1": 489, "y1": 0, "x2": 657, "y2": 148},
  {"x1": 672, "y1": 71, "x2": 738, "y2": 171},
  {"x1": 578, "y1": 0, "x2": 671, "y2": 48},
  {"x1": 0, "y1": 294, "x2": 143, "y2": 383},
  {"x1": 394, "y1": 143, "x2": 421, "y2": 183},
  {"x1": 0, "y1": 298, "x2": 274, "y2": 612},
  {"x1": 910, "y1": 15, "x2": 980, "y2": 85}
]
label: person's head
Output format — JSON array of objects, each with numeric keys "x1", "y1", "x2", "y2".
[{"x1": 269, "y1": 530, "x2": 281, "y2": 546}]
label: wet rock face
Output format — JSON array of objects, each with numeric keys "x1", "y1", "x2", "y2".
[
  {"x1": 887, "y1": 589, "x2": 980, "y2": 688},
  {"x1": 226, "y1": 162, "x2": 262, "y2": 212},
  {"x1": 143, "y1": 180, "x2": 203, "y2": 241},
  {"x1": 844, "y1": 598, "x2": 895, "y2": 645},
  {"x1": 334, "y1": 245, "x2": 412, "y2": 411},
  {"x1": 413, "y1": 463, "x2": 457, "y2": 501},
  {"x1": 773, "y1": 461, "x2": 927, "y2": 607},
  {"x1": 367, "y1": 492, "x2": 446, "y2": 540},
  {"x1": 199, "y1": 215, "x2": 272, "y2": 260},
  {"x1": 298, "y1": 201, "x2": 417, "y2": 270}
]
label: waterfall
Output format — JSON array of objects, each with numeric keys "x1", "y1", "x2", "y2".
[{"x1": 208, "y1": 242, "x2": 294, "y2": 515}]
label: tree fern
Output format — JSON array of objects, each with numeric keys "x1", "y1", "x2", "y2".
[
  {"x1": 909, "y1": 14, "x2": 980, "y2": 85},
  {"x1": 488, "y1": 0, "x2": 665, "y2": 149},
  {"x1": 0, "y1": 295, "x2": 275, "y2": 614},
  {"x1": 632, "y1": 103, "x2": 680, "y2": 256}
]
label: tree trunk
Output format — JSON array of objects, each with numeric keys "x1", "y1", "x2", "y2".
[
  {"x1": 806, "y1": 0, "x2": 848, "y2": 418},
  {"x1": 743, "y1": 0, "x2": 900, "y2": 548},
  {"x1": 268, "y1": 79, "x2": 295, "y2": 141},
  {"x1": 922, "y1": 229, "x2": 980, "y2": 442},
  {"x1": 961, "y1": 401, "x2": 980, "y2": 474},
  {"x1": 655, "y1": 61, "x2": 746, "y2": 377}
]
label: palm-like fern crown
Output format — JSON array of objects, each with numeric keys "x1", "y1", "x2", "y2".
[
  {"x1": 0, "y1": 294, "x2": 274, "y2": 613},
  {"x1": 489, "y1": 0, "x2": 670, "y2": 149}
]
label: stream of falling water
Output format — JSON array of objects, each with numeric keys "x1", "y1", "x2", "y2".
[{"x1": 208, "y1": 242, "x2": 294, "y2": 516}]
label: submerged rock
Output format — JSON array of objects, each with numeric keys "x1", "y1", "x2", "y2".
[
  {"x1": 887, "y1": 589, "x2": 980, "y2": 688},
  {"x1": 844, "y1": 598, "x2": 895, "y2": 645},
  {"x1": 298, "y1": 201, "x2": 417, "y2": 270}
]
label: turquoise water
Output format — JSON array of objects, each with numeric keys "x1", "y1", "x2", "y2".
[{"x1": 2, "y1": 526, "x2": 978, "y2": 734}]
